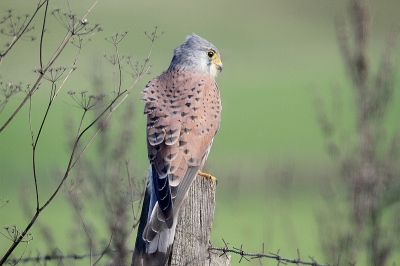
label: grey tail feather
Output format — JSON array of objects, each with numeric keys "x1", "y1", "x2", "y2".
[
  {"x1": 151, "y1": 164, "x2": 174, "y2": 228},
  {"x1": 132, "y1": 165, "x2": 200, "y2": 266},
  {"x1": 132, "y1": 182, "x2": 151, "y2": 266},
  {"x1": 143, "y1": 215, "x2": 177, "y2": 266},
  {"x1": 132, "y1": 249, "x2": 172, "y2": 266},
  {"x1": 132, "y1": 167, "x2": 176, "y2": 266},
  {"x1": 132, "y1": 213, "x2": 176, "y2": 266},
  {"x1": 143, "y1": 247, "x2": 173, "y2": 266}
]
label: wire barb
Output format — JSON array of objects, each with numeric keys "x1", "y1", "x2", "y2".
[{"x1": 209, "y1": 240, "x2": 336, "y2": 266}]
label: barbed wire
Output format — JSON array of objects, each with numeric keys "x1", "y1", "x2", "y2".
[
  {"x1": 6, "y1": 240, "x2": 339, "y2": 266},
  {"x1": 5, "y1": 248, "x2": 120, "y2": 264},
  {"x1": 209, "y1": 239, "x2": 339, "y2": 266}
]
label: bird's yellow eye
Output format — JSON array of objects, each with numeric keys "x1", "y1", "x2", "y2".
[{"x1": 207, "y1": 50, "x2": 216, "y2": 59}]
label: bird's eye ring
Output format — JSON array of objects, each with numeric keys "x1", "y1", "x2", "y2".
[{"x1": 207, "y1": 50, "x2": 216, "y2": 59}]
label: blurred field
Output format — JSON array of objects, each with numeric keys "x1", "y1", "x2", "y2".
[{"x1": 1, "y1": 0, "x2": 400, "y2": 265}]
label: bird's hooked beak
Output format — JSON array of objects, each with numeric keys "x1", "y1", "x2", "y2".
[{"x1": 213, "y1": 57, "x2": 223, "y2": 72}]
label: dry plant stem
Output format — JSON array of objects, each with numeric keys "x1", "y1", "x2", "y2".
[
  {"x1": 123, "y1": 162, "x2": 144, "y2": 246},
  {"x1": 70, "y1": 29, "x2": 157, "y2": 168},
  {"x1": 93, "y1": 234, "x2": 114, "y2": 266},
  {"x1": 39, "y1": 0, "x2": 49, "y2": 70},
  {"x1": 70, "y1": 62, "x2": 153, "y2": 169},
  {"x1": 68, "y1": 190, "x2": 94, "y2": 265},
  {"x1": 46, "y1": 109, "x2": 96, "y2": 209},
  {"x1": 0, "y1": 0, "x2": 48, "y2": 66},
  {"x1": 30, "y1": 43, "x2": 83, "y2": 211},
  {"x1": 0, "y1": 35, "x2": 69, "y2": 133},
  {"x1": 114, "y1": 40, "x2": 123, "y2": 95},
  {"x1": 0, "y1": 109, "x2": 87, "y2": 264},
  {"x1": 0, "y1": 0, "x2": 99, "y2": 133},
  {"x1": 1, "y1": 27, "x2": 156, "y2": 263},
  {"x1": 316, "y1": 1, "x2": 399, "y2": 264},
  {"x1": 31, "y1": 97, "x2": 53, "y2": 210}
]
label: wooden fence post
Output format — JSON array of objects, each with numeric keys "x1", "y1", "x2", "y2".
[{"x1": 169, "y1": 175, "x2": 231, "y2": 265}]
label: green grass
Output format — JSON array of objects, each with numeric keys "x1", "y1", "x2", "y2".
[{"x1": 1, "y1": 0, "x2": 400, "y2": 265}]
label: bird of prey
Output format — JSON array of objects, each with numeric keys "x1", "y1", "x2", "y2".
[{"x1": 132, "y1": 34, "x2": 223, "y2": 266}]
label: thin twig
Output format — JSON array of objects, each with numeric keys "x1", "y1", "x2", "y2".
[
  {"x1": 0, "y1": 1, "x2": 99, "y2": 133},
  {"x1": 92, "y1": 234, "x2": 115, "y2": 266},
  {"x1": 0, "y1": 0, "x2": 48, "y2": 66},
  {"x1": 68, "y1": 188, "x2": 94, "y2": 265},
  {"x1": 1, "y1": 17, "x2": 157, "y2": 266},
  {"x1": 39, "y1": 0, "x2": 49, "y2": 70}
]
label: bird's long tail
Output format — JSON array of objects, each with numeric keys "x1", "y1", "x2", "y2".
[
  {"x1": 131, "y1": 169, "x2": 177, "y2": 266},
  {"x1": 132, "y1": 165, "x2": 200, "y2": 266}
]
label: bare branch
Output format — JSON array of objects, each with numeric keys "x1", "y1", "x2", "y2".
[
  {"x1": 0, "y1": 0, "x2": 47, "y2": 66},
  {"x1": 0, "y1": 2, "x2": 100, "y2": 133}
]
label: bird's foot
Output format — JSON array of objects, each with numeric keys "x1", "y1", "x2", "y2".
[{"x1": 197, "y1": 170, "x2": 217, "y2": 182}]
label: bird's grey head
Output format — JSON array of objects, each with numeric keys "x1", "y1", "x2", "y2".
[{"x1": 169, "y1": 34, "x2": 223, "y2": 78}]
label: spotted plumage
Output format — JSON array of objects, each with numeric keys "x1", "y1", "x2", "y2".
[{"x1": 132, "y1": 34, "x2": 222, "y2": 266}]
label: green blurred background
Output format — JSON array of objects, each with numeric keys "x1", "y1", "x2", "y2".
[{"x1": 1, "y1": 0, "x2": 400, "y2": 265}]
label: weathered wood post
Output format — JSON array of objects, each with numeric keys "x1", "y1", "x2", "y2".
[{"x1": 169, "y1": 175, "x2": 231, "y2": 266}]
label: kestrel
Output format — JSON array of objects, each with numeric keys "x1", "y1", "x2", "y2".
[{"x1": 132, "y1": 34, "x2": 222, "y2": 266}]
